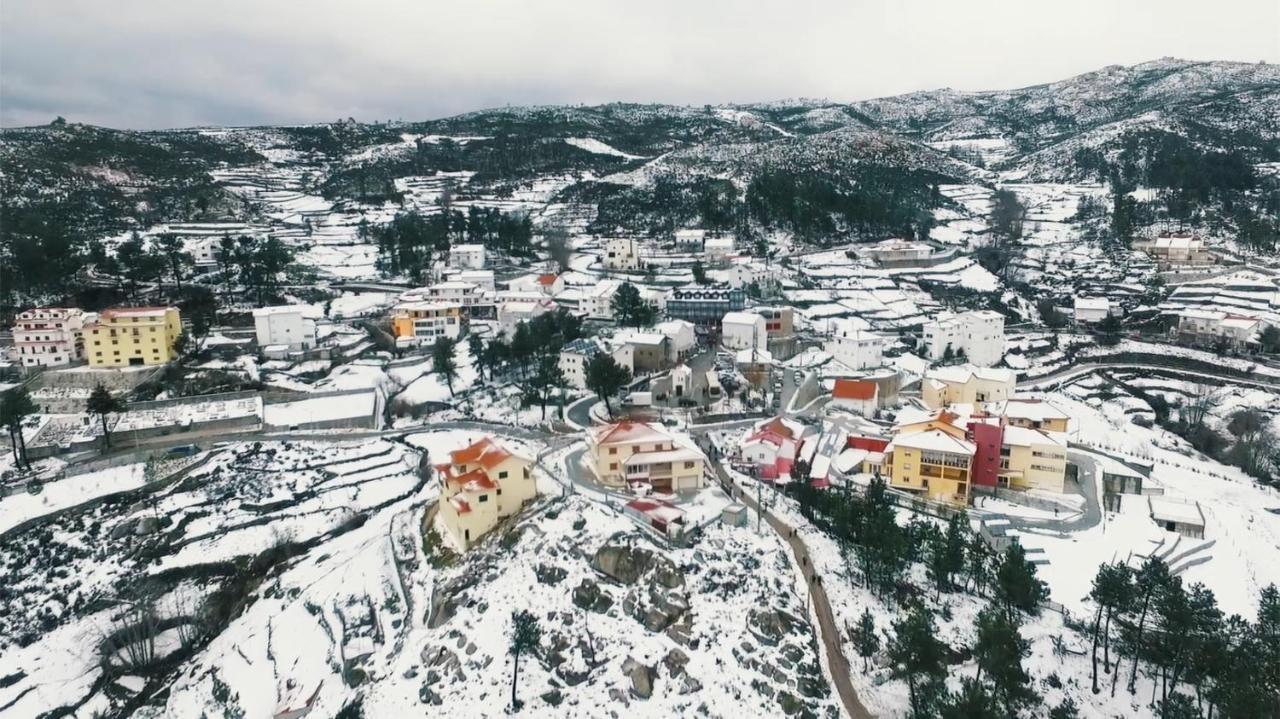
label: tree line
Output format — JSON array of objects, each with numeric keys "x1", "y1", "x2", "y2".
[
  {"x1": 372, "y1": 208, "x2": 533, "y2": 281},
  {"x1": 791, "y1": 477, "x2": 1064, "y2": 717}
]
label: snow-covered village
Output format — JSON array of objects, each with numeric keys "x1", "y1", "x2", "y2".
[{"x1": 2, "y1": 4, "x2": 1280, "y2": 718}]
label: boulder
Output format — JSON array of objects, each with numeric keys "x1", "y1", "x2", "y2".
[
  {"x1": 535, "y1": 563, "x2": 568, "y2": 585},
  {"x1": 572, "y1": 579, "x2": 613, "y2": 613},
  {"x1": 620, "y1": 656, "x2": 656, "y2": 700},
  {"x1": 134, "y1": 516, "x2": 161, "y2": 535},
  {"x1": 747, "y1": 608, "x2": 800, "y2": 646},
  {"x1": 662, "y1": 648, "x2": 689, "y2": 677},
  {"x1": 109, "y1": 519, "x2": 136, "y2": 540},
  {"x1": 591, "y1": 544, "x2": 656, "y2": 585}
]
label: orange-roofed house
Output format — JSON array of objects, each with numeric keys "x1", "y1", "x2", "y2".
[
  {"x1": 435, "y1": 436, "x2": 535, "y2": 549},
  {"x1": 830, "y1": 378, "x2": 879, "y2": 417},
  {"x1": 587, "y1": 421, "x2": 707, "y2": 493}
]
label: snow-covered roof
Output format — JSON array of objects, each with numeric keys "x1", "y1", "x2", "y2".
[
  {"x1": 988, "y1": 399, "x2": 1070, "y2": 423},
  {"x1": 926, "y1": 364, "x2": 1015, "y2": 385},
  {"x1": 1148, "y1": 496, "x2": 1204, "y2": 526},
  {"x1": 888, "y1": 429, "x2": 976, "y2": 455},
  {"x1": 252, "y1": 305, "x2": 305, "y2": 317},
  {"x1": 1074, "y1": 297, "x2": 1111, "y2": 311},
  {"x1": 1001, "y1": 426, "x2": 1067, "y2": 448}
]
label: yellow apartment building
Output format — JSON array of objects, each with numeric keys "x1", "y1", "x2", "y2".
[
  {"x1": 883, "y1": 429, "x2": 976, "y2": 505},
  {"x1": 85, "y1": 307, "x2": 182, "y2": 367},
  {"x1": 999, "y1": 426, "x2": 1069, "y2": 493}
]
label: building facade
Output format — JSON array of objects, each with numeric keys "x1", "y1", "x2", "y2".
[
  {"x1": 922, "y1": 365, "x2": 1016, "y2": 408},
  {"x1": 252, "y1": 306, "x2": 317, "y2": 352},
  {"x1": 391, "y1": 302, "x2": 467, "y2": 347},
  {"x1": 922, "y1": 310, "x2": 1005, "y2": 367},
  {"x1": 604, "y1": 237, "x2": 642, "y2": 271},
  {"x1": 449, "y1": 243, "x2": 487, "y2": 269},
  {"x1": 12, "y1": 308, "x2": 94, "y2": 367},
  {"x1": 587, "y1": 421, "x2": 707, "y2": 493},
  {"x1": 823, "y1": 319, "x2": 885, "y2": 371},
  {"x1": 84, "y1": 307, "x2": 182, "y2": 367},
  {"x1": 665, "y1": 286, "x2": 746, "y2": 327},
  {"x1": 721, "y1": 311, "x2": 767, "y2": 353},
  {"x1": 435, "y1": 437, "x2": 535, "y2": 550}
]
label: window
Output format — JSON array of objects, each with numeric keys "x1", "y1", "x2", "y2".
[
  {"x1": 608, "y1": 447, "x2": 617, "y2": 455},
  {"x1": 609, "y1": 462, "x2": 618, "y2": 470},
  {"x1": 498, "y1": 470, "x2": 508, "y2": 479},
  {"x1": 684, "y1": 461, "x2": 695, "y2": 469},
  {"x1": 478, "y1": 494, "x2": 489, "y2": 503}
]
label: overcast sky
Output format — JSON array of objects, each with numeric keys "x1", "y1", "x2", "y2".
[{"x1": 3, "y1": 0, "x2": 1278, "y2": 129}]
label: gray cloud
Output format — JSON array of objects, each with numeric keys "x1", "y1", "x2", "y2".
[{"x1": 3, "y1": 0, "x2": 1278, "y2": 129}]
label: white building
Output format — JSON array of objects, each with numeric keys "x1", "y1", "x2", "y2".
[
  {"x1": 1073, "y1": 297, "x2": 1114, "y2": 324},
  {"x1": 721, "y1": 311, "x2": 767, "y2": 353},
  {"x1": 425, "y1": 281, "x2": 488, "y2": 312},
  {"x1": 187, "y1": 238, "x2": 221, "y2": 269},
  {"x1": 705, "y1": 237, "x2": 735, "y2": 264},
  {"x1": 1175, "y1": 310, "x2": 1262, "y2": 349},
  {"x1": 252, "y1": 306, "x2": 317, "y2": 353},
  {"x1": 653, "y1": 319, "x2": 697, "y2": 362},
  {"x1": 582, "y1": 279, "x2": 622, "y2": 320},
  {"x1": 449, "y1": 243, "x2": 487, "y2": 270},
  {"x1": 861, "y1": 238, "x2": 934, "y2": 267},
  {"x1": 603, "y1": 238, "x2": 642, "y2": 271},
  {"x1": 498, "y1": 298, "x2": 555, "y2": 336},
  {"x1": 921, "y1": 310, "x2": 1004, "y2": 367},
  {"x1": 830, "y1": 378, "x2": 879, "y2": 417},
  {"x1": 559, "y1": 337, "x2": 634, "y2": 390},
  {"x1": 12, "y1": 307, "x2": 94, "y2": 367},
  {"x1": 670, "y1": 364, "x2": 694, "y2": 399},
  {"x1": 508, "y1": 273, "x2": 564, "y2": 296},
  {"x1": 823, "y1": 319, "x2": 885, "y2": 371},
  {"x1": 673, "y1": 229, "x2": 706, "y2": 249},
  {"x1": 454, "y1": 269, "x2": 496, "y2": 293}
]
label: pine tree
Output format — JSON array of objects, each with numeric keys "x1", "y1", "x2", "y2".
[
  {"x1": 938, "y1": 678, "x2": 999, "y2": 719},
  {"x1": 993, "y1": 540, "x2": 1048, "y2": 617},
  {"x1": 585, "y1": 354, "x2": 631, "y2": 419},
  {"x1": 467, "y1": 334, "x2": 486, "y2": 384},
  {"x1": 851, "y1": 608, "x2": 880, "y2": 672},
  {"x1": 509, "y1": 610, "x2": 541, "y2": 710},
  {"x1": 965, "y1": 533, "x2": 991, "y2": 596},
  {"x1": 431, "y1": 336, "x2": 459, "y2": 397},
  {"x1": 1126, "y1": 556, "x2": 1172, "y2": 694},
  {"x1": 87, "y1": 384, "x2": 126, "y2": 449},
  {"x1": 1090, "y1": 562, "x2": 1134, "y2": 692},
  {"x1": 888, "y1": 602, "x2": 948, "y2": 718},
  {"x1": 532, "y1": 353, "x2": 564, "y2": 420},
  {"x1": 1048, "y1": 697, "x2": 1079, "y2": 719},
  {"x1": 973, "y1": 604, "x2": 1038, "y2": 715},
  {"x1": 0, "y1": 387, "x2": 38, "y2": 470}
]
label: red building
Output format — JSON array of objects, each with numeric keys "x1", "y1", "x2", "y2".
[{"x1": 966, "y1": 420, "x2": 1003, "y2": 488}]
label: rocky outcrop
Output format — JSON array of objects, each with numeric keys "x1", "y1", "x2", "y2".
[{"x1": 620, "y1": 656, "x2": 656, "y2": 699}]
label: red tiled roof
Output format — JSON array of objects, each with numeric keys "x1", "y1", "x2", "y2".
[
  {"x1": 449, "y1": 437, "x2": 513, "y2": 470},
  {"x1": 760, "y1": 417, "x2": 796, "y2": 439},
  {"x1": 537, "y1": 273, "x2": 559, "y2": 285},
  {"x1": 832, "y1": 379, "x2": 877, "y2": 401},
  {"x1": 449, "y1": 495, "x2": 471, "y2": 514},
  {"x1": 591, "y1": 421, "x2": 669, "y2": 446}
]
